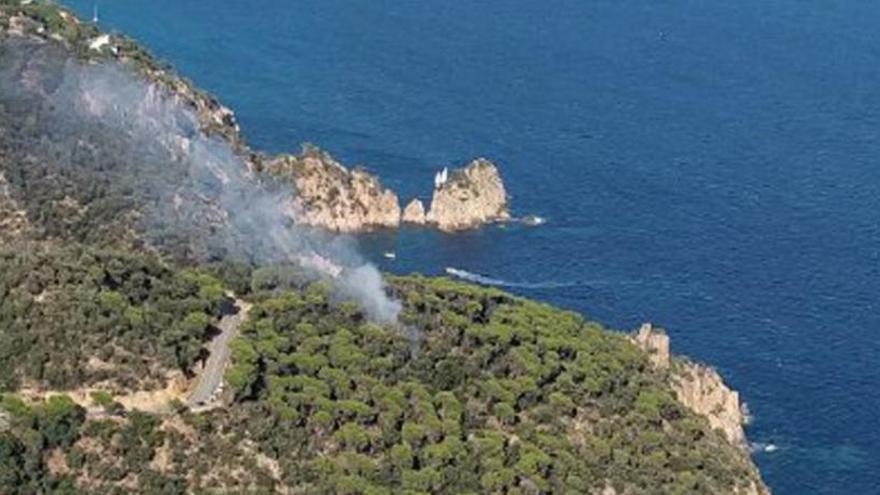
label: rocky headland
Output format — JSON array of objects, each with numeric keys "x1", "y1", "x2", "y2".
[
  {"x1": 264, "y1": 150, "x2": 511, "y2": 232},
  {"x1": 1, "y1": 3, "x2": 512, "y2": 235},
  {"x1": 265, "y1": 147, "x2": 403, "y2": 232},
  {"x1": 633, "y1": 325, "x2": 755, "y2": 450},
  {"x1": 633, "y1": 324, "x2": 767, "y2": 494}
]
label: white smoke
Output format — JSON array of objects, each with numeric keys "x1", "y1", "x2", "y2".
[{"x1": 0, "y1": 38, "x2": 401, "y2": 323}]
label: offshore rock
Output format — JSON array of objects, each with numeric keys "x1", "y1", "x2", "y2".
[
  {"x1": 267, "y1": 146, "x2": 401, "y2": 232},
  {"x1": 426, "y1": 158, "x2": 510, "y2": 231},
  {"x1": 401, "y1": 198, "x2": 427, "y2": 225}
]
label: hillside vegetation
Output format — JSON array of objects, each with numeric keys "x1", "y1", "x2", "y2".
[
  {"x1": 0, "y1": 241, "x2": 228, "y2": 392},
  {"x1": 0, "y1": 248, "x2": 764, "y2": 494}
]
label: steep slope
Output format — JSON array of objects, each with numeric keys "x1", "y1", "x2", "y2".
[
  {"x1": 0, "y1": 241, "x2": 229, "y2": 393},
  {"x1": 0, "y1": 1, "x2": 512, "y2": 235},
  {"x1": 1, "y1": 270, "x2": 768, "y2": 494}
]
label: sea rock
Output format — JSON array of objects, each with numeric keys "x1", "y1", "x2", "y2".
[
  {"x1": 267, "y1": 146, "x2": 401, "y2": 232},
  {"x1": 401, "y1": 198, "x2": 427, "y2": 224},
  {"x1": 426, "y1": 158, "x2": 510, "y2": 231},
  {"x1": 632, "y1": 323, "x2": 747, "y2": 447}
]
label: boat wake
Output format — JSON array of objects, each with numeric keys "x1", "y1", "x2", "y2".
[
  {"x1": 445, "y1": 267, "x2": 577, "y2": 289},
  {"x1": 749, "y1": 442, "x2": 780, "y2": 454}
]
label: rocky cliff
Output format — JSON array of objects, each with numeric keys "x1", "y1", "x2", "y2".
[
  {"x1": 674, "y1": 360, "x2": 748, "y2": 445},
  {"x1": 264, "y1": 151, "x2": 512, "y2": 233},
  {"x1": 425, "y1": 158, "x2": 511, "y2": 231},
  {"x1": 1, "y1": 4, "x2": 514, "y2": 235},
  {"x1": 266, "y1": 147, "x2": 401, "y2": 232},
  {"x1": 632, "y1": 324, "x2": 768, "y2": 494},
  {"x1": 632, "y1": 324, "x2": 750, "y2": 447}
]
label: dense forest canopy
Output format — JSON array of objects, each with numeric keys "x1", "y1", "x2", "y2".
[
  {"x1": 0, "y1": 251, "x2": 762, "y2": 494},
  {"x1": 0, "y1": 241, "x2": 228, "y2": 392}
]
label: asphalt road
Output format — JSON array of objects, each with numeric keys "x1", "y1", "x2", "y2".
[{"x1": 187, "y1": 301, "x2": 249, "y2": 407}]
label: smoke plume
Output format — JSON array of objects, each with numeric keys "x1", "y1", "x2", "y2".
[{"x1": 0, "y1": 38, "x2": 401, "y2": 324}]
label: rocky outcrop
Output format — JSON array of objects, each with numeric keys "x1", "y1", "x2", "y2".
[
  {"x1": 263, "y1": 151, "x2": 512, "y2": 233},
  {"x1": 632, "y1": 323, "x2": 747, "y2": 447},
  {"x1": 2, "y1": 6, "x2": 513, "y2": 235},
  {"x1": 632, "y1": 324, "x2": 768, "y2": 494},
  {"x1": 673, "y1": 361, "x2": 747, "y2": 446},
  {"x1": 633, "y1": 323, "x2": 670, "y2": 369},
  {"x1": 426, "y1": 159, "x2": 511, "y2": 231},
  {"x1": 402, "y1": 198, "x2": 427, "y2": 225},
  {"x1": 266, "y1": 147, "x2": 401, "y2": 232}
]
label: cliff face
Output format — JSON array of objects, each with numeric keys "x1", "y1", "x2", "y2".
[
  {"x1": 632, "y1": 324, "x2": 769, "y2": 494},
  {"x1": 632, "y1": 324, "x2": 748, "y2": 446},
  {"x1": 425, "y1": 158, "x2": 511, "y2": 231},
  {"x1": 674, "y1": 362, "x2": 747, "y2": 446},
  {"x1": 266, "y1": 148, "x2": 401, "y2": 232},
  {"x1": 265, "y1": 152, "x2": 512, "y2": 233}
]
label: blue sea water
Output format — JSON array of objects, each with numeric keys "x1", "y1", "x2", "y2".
[{"x1": 65, "y1": 1, "x2": 880, "y2": 492}]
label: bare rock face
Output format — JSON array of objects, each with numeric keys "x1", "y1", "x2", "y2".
[
  {"x1": 632, "y1": 323, "x2": 747, "y2": 447},
  {"x1": 673, "y1": 362, "x2": 747, "y2": 446},
  {"x1": 267, "y1": 147, "x2": 401, "y2": 232},
  {"x1": 401, "y1": 199, "x2": 427, "y2": 224},
  {"x1": 426, "y1": 159, "x2": 510, "y2": 231},
  {"x1": 634, "y1": 323, "x2": 670, "y2": 369},
  {"x1": 631, "y1": 325, "x2": 769, "y2": 494}
]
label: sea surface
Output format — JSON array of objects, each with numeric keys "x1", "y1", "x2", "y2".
[{"x1": 66, "y1": 1, "x2": 880, "y2": 492}]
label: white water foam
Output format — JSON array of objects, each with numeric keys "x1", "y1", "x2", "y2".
[
  {"x1": 445, "y1": 267, "x2": 577, "y2": 289},
  {"x1": 750, "y1": 442, "x2": 780, "y2": 454}
]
